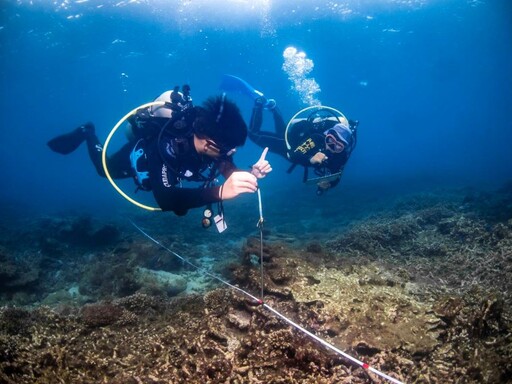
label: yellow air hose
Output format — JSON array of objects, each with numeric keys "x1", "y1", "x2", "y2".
[{"x1": 102, "y1": 101, "x2": 166, "y2": 211}]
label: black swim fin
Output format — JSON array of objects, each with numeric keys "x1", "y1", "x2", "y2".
[{"x1": 47, "y1": 123, "x2": 94, "y2": 155}]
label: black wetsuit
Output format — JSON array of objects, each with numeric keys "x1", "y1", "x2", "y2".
[
  {"x1": 248, "y1": 103, "x2": 350, "y2": 189},
  {"x1": 84, "y1": 128, "x2": 232, "y2": 216},
  {"x1": 248, "y1": 103, "x2": 288, "y2": 159}
]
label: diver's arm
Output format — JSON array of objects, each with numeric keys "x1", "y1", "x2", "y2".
[
  {"x1": 272, "y1": 106, "x2": 287, "y2": 137},
  {"x1": 317, "y1": 157, "x2": 348, "y2": 192},
  {"x1": 152, "y1": 174, "x2": 258, "y2": 215},
  {"x1": 218, "y1": 158, "x2": 238, "y2": 178},
  {"x1": 150, "y1": 157, "x2": 258, "y2": 215},
  {"x1": 249, "y1": 102, "x2": 264, "y2": 134},
  {"x1": 146, "y1": 141, "x2": 220, "y2": 215},
  {"x1": 153, "y1": 185, "x2": 223, "y2": 215}
]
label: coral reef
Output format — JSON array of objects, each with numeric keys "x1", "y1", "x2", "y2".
[
  {"x1": 0, "y1": 186, "x2": 511, "y2": 383},
  {"x1": 327, "y1": 196, "x2": 512, "y2": 309},
  {"x1": 0, "y1": 247, "x2": 40, "y2": 293}
]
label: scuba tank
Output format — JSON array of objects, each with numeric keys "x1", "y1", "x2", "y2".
[{"x1": 125, "y1": 85, "x2": 194, "y2": 141}]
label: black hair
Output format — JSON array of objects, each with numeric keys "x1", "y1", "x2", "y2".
[{"x1": 194, "y1": 95, "x2": 247, "y2": 150}]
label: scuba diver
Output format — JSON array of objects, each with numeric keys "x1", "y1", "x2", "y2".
[
  {"x1": 47, "y1": 85, "x2": 272, "y2": 219},
  {"x1": 221, "y1": 75, "x2": 358, "y2": 194}
]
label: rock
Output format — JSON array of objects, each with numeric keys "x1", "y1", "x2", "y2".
[
  {"x1": 227, "y1": 310, "x2": 252, "y2": 331},
  {"x1": 135, "y1": 267, "x2": 187, "y2": 296}
]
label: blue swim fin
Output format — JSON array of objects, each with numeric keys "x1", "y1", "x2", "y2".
[{"x1": 220, "y1": 74, "x2": 264, "y2": 101}]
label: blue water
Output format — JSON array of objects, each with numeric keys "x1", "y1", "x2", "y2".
[{"x1": 1, "y1": 0, "x2": 511, "y2": 218}]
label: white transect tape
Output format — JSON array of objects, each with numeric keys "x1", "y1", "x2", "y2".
[{"x1": 131, "y1": 216, "x2": 404, "y2": 384}]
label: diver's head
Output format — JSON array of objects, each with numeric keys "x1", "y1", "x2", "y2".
[
  {"x1": 324, "y1": 122, "x2": 353, "y2": 154},
  {"x1": 193, "y1": 94, "x2": 247, "y2": 156}
]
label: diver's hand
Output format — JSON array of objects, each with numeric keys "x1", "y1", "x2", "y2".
[
  {"x1": 310, "y1": 152, "x2": 328, "y2": 165},
  {"x1": 317, "y1": 180, "x2": 331, "y2": 191},
  {"x1": 251, "y1": 147, "x2": 272, "y2": 179},
  {"x1": 221, "y1": 171, "x2": 258, "y2": 200}
]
